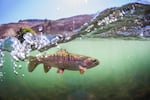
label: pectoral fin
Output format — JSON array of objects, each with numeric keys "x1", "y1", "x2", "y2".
[
  {"x1": 57, "y1": 68, "x2": 64, "y2": 74},
  {"x1": 43, "y1": 64, "x2": 51, "y2": 73},
  {"x1": 79, "y1": 66, "x2": 86, "y2": 74}
]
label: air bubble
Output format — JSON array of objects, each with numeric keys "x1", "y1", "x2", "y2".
[
  {"x1": 22, "y1": 74, "x2": 25, "y2": 77},
  {"x1": 0, "y1": 50, "x2": 4, "y2": 67},
  {"x1": 0, "y1": 72, "x2": 3, "y2": 77},
  {"x1": 18, "y1": 65, "x2": 22, "y2": 69},
  {"x1": 56, "y1": 45, "x2": 60, "y2": 49},
  {"x1": 14, "y1": 70, "x2": 18, "y2": 75}
]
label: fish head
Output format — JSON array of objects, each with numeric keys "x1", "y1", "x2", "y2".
[{"x1": 80, "y1": 56, "x2": 99, "y2": 69}]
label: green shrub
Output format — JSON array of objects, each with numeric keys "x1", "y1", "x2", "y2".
[
  {"x1": 16, "y1": 27, "x2": 35, "y2": 42},
  {"x1": 18, "y1": 27, "x2": 35, "y2": 35}
]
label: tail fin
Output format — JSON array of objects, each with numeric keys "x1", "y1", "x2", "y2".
[{"x1": 28, "y1": 56, "x2": 40, "y2": 72}]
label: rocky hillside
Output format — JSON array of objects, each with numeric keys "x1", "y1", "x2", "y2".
[
  {"x1": 0, "y1": 2, "x2": 149, "y2": 39},
  {"x1": 0, "y1": 14, "x2": 93, "y2": 39},
  {"x1": 79, "y1": 2, "x2": 150, "y2": 38},
  {"x1": 31, "y1": 15, "x2": 94, "y2": 34}
]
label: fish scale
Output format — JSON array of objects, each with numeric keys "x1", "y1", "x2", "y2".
[
  {"x1": 49, "y1": 51, "x2": 74, "y2": 64},
  {"x1": 28, "y1": 49, "x2": 99, "y2": 74}
]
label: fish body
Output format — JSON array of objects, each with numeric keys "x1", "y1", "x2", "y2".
[{"x1": 28, "y1": 49, "x2": 99, "y2": 74}]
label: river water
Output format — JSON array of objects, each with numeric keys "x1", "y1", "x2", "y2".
[{"x1": 0, "y1": 38, "x2": 150, "y2": 100}]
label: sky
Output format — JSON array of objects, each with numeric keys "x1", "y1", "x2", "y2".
[{"x1": 0, "y1": 0, "x2": 149, "y2": 24}]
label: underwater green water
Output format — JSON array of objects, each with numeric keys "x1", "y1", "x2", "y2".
[{"x1": 0, "y1": 38, "x2": 150, "y2": 100}]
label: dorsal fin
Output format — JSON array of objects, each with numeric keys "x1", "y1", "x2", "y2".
[{"x1": 56, "y1": 49, "x2": 69, "y2": 56}]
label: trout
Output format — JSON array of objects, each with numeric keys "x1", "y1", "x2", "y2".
[{"x1": 28, "y1": 49, "x2": 99, "y2": 74}]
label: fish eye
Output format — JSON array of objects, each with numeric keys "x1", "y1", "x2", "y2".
[{"x1": 92, "y1": 59, "x2": 97, "y2": 62}]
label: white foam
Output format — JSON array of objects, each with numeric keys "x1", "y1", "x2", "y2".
[{"x1": 0, "y1": 32, "x2": 72, "y2": 71}]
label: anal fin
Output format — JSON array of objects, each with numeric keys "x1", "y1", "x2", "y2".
[{"x1": 43, "y1": 64, "x2": 51, "y2": 73}]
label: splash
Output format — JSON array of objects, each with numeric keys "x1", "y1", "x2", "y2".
[
  {"x1": 0, "y1": 32, "x2": 74, "y2": 75},
  {"x1": 0, "y1": 49, "x2": 4, "y2": 68}
]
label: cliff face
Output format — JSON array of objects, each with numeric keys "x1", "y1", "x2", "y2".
[
  {"x1": 0, "y1": 14, "x2": 93, "y2": 39},
  {"x1": 31, "y1": 15, "x2": 94, "y2": 34},
  {"x1": 0, "y1": 22, "x2": 40, "y2": 38},
  {"x1": 79, "y1": 3, "x2": 150, "y2": 38}
]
